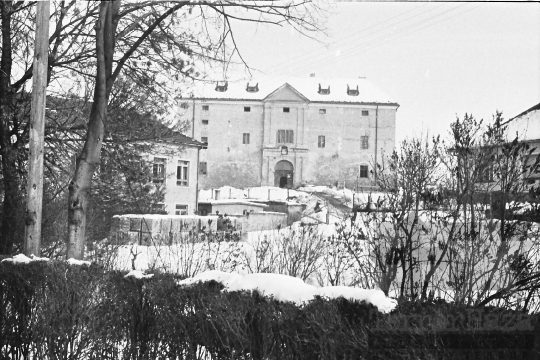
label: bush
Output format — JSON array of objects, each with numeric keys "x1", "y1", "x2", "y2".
[{"x1": 1, "y1": 261, "x2": 537, "y2": 359}]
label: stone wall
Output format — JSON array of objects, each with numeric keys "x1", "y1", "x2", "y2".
[
  {"x1": 238, "y1": 211, "x2": 287, "y2": 232},
  {"x1": 109, "y1": 215, "x2": 219, "y2": 245},
  {"x1": 109, "y1": 212, "x2": 286, "y2": 245}
]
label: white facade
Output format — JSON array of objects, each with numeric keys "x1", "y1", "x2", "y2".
[
  {"x1": 147, "y1": 136, "x2": 206, "y2": 215},
  {"x1": 178, "y1": 77, "x2": 399, "y2": 189}
]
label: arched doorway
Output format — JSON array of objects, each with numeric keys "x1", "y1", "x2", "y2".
[{"x1": 274, "y1": 160, "x2": 293, "y2": 189}]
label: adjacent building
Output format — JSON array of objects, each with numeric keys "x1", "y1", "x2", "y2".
[
  {"x1": 471, "y1": 103, "x2": 540, "y2": 189},
  {"x1": 505, "y1": 102, "x2": 540, "y2": 183},
  {"x1": 148, "y1": 133, "x2": 207, "y2": 215},
  {"x1": 179, "y1": 76, "x2": 399, "y2": 189}
]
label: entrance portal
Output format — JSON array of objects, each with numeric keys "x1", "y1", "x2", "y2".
[{"x1": 274, "y1": 160, "x2": 293, "y2": 189}]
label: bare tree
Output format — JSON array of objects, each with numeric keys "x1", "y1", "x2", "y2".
[
  {"x1": 0, "y1": 0, "x2": 101, "y2": 254},
  {"x1": 65, "y1": 1, "x2": 327, "y2": 259},
  {"x1": 0, "y1": 1, "x2": 326, "y2": 257}
]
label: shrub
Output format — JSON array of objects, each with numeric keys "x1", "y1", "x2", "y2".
[{"x1": 1, "y1": 260, "x2": 537, "y2": 359}]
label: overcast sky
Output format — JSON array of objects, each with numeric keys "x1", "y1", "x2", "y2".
[{"x1": 225, "y1": 2, "x2": 540, "y2": 142}]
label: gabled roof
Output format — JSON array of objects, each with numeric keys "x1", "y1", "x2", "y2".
[
  {"x1": 263, "y1": 83, "x2": 309, "y2": 103},
  {"x1": 156, "y1": 132, "x2": 206, "y2": 149},
  {"x1": 504, "y1": 103, "x2": 540, "y2": 142},
  {"x1": 187, "y1": 76, "x2": 398, "y2": 106},
  {"x1": 43, "y1": 95, "x2": 206, "y2": 148},
  {"x1": 508, "y1": 102, "x2": 540, "y2": 122}
]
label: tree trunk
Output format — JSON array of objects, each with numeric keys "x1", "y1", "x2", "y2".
[
  {"x1": 66, "y1": 1, "x2": 119, "y2": 259},
  {"x1": 0, "y1": 1, "x2": 22, "y2": 255},
  {"x1": 24, "y1": 0, "x2": 50, "y2": 257}
]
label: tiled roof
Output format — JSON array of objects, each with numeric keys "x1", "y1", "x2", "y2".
[
  {"x1": 157, "y1": 132, "x2": 206, "y2": 148},
  {"x1": 188, "y1": 76, "x2": 398, "y2": 105},
  {"x1": 43, "y1": 95, "x2": 205, "y2": 148}
]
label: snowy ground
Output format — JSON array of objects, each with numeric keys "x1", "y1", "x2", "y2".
[
  {"x1": 199, "y1": 184, "x2": 387, "y2": 214},
  {"x1": 108, "y1": 221, "x2": 361, "y2": 286}
]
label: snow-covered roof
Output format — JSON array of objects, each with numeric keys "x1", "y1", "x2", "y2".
[
  {"x1": 506, "y1": 103, "x2": 540, "y2": 142},
  {"x1": 509, "y1": 103, "x2": 540, "y2": 122},
  {"x1": 187, "y1": 76, "x2": 398, "y2": 105},
  {"x1": 199, "y1": 200, "x2": 268, "y2": 208}
]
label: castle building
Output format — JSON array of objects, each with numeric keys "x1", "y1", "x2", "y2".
[{"x1": 179, "y1": 77, "x2": 399, "y2": 189}]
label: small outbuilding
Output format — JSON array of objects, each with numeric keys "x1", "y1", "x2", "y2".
[{"x1": 197, "y1": 200, "x2": 268, "y2": 216}]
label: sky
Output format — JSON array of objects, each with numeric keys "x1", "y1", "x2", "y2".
[{"x1": 224, "y1": 2, "x2": 540, "y2": 142}]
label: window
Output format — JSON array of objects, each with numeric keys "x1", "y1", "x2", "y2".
[
  {"x1": 318, "y1": 84, "x2": 330, "y2": 95},
  {"x1": 202, "y1": 105, "x2": 209, "y2": 111},
  {"x1": 347, "y1": 85, "x2": 359, "y2": 96},
  {"x1": 360, "y1": 165, "x2": 369, "y2": 178},
  {"x1": 202, "y1": 119, "x2": 209, "y2": 125},
  {"x1": 201, "y1": 136, "x2": 208, "y2": 144},
  {"x1": 283, "y1": 107, "x2": 290, "y2": 113},
  {"x1": 277, "y1": 130, "x2": 294, "y2": 144},
  {"x1": 151, "y1": 203, "x2": 165, "y2": 211},
  {"x1": 362, "y1": 110, "x2": 369, "y2": 116},
  {"x1": 319, "y1": 109, "x2": 326, "y2": 114},
  {"x1": 199, "y1": 161, "x2": 207, "y2": 175},
  {"x1": 246, "y1": 83, "x2": 259, "y2": 93},
  {"x1": 152, "y1": 157, "x2": 166, "y2": 183},
  {"x1": 176, "y1": 160, "x2": 189, "y2": 186},
  {"x1": 361, "y1": 136, "x2": 369, "y2": 149},
  {"x1": 318, "y1": 135, "x2": 325, "y2": 148},
  {"x1": 215, "y1": 81, "x2": 228, "y2": 92},
  {"x1": 243, "y1": 133, "x2": 250, "y2": 144},
  {"x1": 175, "y1": 204, "x2": 188, "y2": 215},
  {"x1": 244, "y1": 106, "x2": 251, "y2": 112},
  {"x1": 127, "y1": 155, "x2": 143, "y2": 181},
  {"x1": 478, "y1": 163, "x2": 494, "y2": 183}
]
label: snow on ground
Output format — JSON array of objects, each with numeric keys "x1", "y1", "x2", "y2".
[
  {"x1": 2, "y1": 254, "x2": 49, "y2": 264},
  {"x1": 198, "y1": 184, "x2": 392, "y2": 227},
  {"x1": 298, "y1": 185, "x2": 387, "y2": 208},
  {"x1": 199, "y1": 185, "x2": 309, "y2": 203},
  {"x1": 198, "y1": 185, "x2": 388, "y2": 215},
  {"x1": 66, "y1": 258, "x2": 91, "y2": 266},
  {"x1": 178, "y1": 270, "x2": 397, "y2": 313},
  {"x1": 124, "y1": 269, "x2": 154, "y2": 279},
  {"x1": 111, "y1": 221, "x2": 349, "y2": 276}
]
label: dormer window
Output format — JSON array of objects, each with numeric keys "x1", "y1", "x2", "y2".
[
  {"x1": 347, "y1": 85, "x2": 359, "y2": 96},
  {"x1": 246, "y1": 82, "x2": 259, "y2": 93},
  {"x1": 318, "y1": 83, "x2": 330, "y2": 95},
  {"x1": 215, "y1": 81, "x2": 228, "y2": 92}
]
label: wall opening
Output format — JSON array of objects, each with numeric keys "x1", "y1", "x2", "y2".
[{"x1": 274, "y1": 160, "x2": 293, "y2": 189}]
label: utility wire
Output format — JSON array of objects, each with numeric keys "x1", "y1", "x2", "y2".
[
  {"x1": 282, "y1": 3, "x2": 470, "y2": 77},
  {"x1": 260, "y1": 2, "x2": 438, "y2": 75},
  {"x1": 270, "y1": 3, "x2": 477, "y2": 78}
]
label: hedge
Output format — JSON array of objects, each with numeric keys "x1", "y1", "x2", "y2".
[{"x1": 1, "y1": 260, "x2": 538, "y2": 360}]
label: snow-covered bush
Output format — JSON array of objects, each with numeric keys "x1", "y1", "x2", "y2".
[{"x1": 2, "y1": 258, "x2": 536, "y2": 360}]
